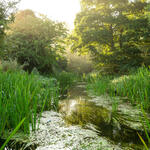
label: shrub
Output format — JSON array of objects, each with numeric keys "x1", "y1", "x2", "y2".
[{"x1": 0, "y1": 59, "x2": 25, "y2": 72}]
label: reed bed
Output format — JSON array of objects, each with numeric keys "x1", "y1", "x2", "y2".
[
  {"x1": 0, "y1": 71, "x2": 59, "y2": 137},
  {"x1": 110, "y1": 67, "x2": 150, "y2": 110},
  {"x1": 86, "y1": 67, "x2": 150, "y2": 110}
]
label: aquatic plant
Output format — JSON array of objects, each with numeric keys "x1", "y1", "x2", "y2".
[
  {"x1": 137, "y1": 105, "x2": 150, "y2": 149},
  {"x1": 110, "y1": 67, "x2": 150, "y2": 110},
  {"x1": 54, "y1": 71, "x2": 80, "y2": 95},
  {"x1": 0, "y1": 118, "x2": 25, "y2": 150},
  {"x1": 86, "y1": 74, "x2": 112, "y2": 96},
  {"x1": 87, "y1": 67, "x2": 150, "y2": 110},
  {"x1": 0, "y1": 71, "x2": 59, "y2": 138}
]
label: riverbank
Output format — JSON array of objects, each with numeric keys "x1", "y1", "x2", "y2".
[
  {"x1": 29, "y1": 82, "x2": 148, "y2": 150},
  {"x1": 30, "y1": 111, "x2": 123, "y2": 150}
]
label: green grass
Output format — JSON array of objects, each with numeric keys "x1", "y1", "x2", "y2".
[
  {"x1": 86, "y1": 73, "x2": 113, "y2": 96},
  {"x1": 0, "y1": 118, "x2": 25, "y2": 150},
  {"x1": 0, "y1": 71, "x2": 59, "y2": 138},
  {"x1": 86, "y1": 67, "x2": 150, "y2": 110},
  {"x1": 54, "y1": 71, "x2": 80, "y2": 96},
  {"x1": 110, "y1": 67, "x2": 150, "y2": 110},
  {"x1": 137, "y1": 105, "x2": 150, "y2": 149}
]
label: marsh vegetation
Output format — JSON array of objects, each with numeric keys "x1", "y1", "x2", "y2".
[{"x1": 1, "y1": 0, "x2": 150, "y2": 150}]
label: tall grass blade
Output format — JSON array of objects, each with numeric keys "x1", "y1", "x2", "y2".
[
  {"x1": 0, "y1": 118, "x2": 25, "y2": 150},
  {"x1": 137, "y1": 132, "x2": 149, "y2": 150}
]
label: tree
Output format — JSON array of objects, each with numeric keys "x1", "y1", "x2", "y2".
[
  {"x1": 0, "y1": 0, "x2": 19, "y2": 50},
  {"x1": 70, "y1": 0, "x2": 150, "y2": 74},
  {"x1": 5, "y1": 9, "x2": 68, "y2": 74}
]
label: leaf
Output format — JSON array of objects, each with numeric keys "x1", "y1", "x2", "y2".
[
  {"x1": 137, "y1": 132, "x2": 149, "y2": 150},
  {"x1": 0, "y1": 118, "x2": 26, "y2": 150}
]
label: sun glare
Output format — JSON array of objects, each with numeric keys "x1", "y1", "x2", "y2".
[{"x1": 18, "y1": 0, "x2": 81, "y2": 29}]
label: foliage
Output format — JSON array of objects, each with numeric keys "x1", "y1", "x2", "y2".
[
  {"x1": 54, "y1": 71, "x2": 80, "y2": 96},
  {"x1": 0, "y1": 0, "x2": 19, "y2": 50},
  {"x1": 0, "y1": 59, "x2": 25, "y2": 72},
  {"x1": 66, "y1": 50, "x2": 93, "y2": 74},
  {"x1": 4, "y1": 9, "x2": 68, "y2": 74},
  {"x1": 86, "y1": 67, "x2": 150, "y2": 110},
  {"x1": 70, "y1": 0, "x2": 150, "y2": 74},
  {"x1": 0, "y1": 71, "x2": 59, "y2": 136},
  {"x1": 0, "y1": 118, "x2": 25, "y2": 150}
]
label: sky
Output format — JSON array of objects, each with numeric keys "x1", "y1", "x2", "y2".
[{"x1": 18, "y1": 0, "x2": 81, "y2": 29}]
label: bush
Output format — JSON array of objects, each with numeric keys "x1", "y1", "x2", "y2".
[{"x1": 0, "y1": 59, "x2": 25, "y2": 72}]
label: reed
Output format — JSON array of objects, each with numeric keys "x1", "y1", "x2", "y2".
[
  {"x1": 0, "y1": 118, "x2": 25, "y2": 150},
  {"x1": 54, "y1": 71, "x2": 79, "y2": 95},
  {"x1": 137, "y1": 106, "x2": 150, "y2": 149},
  {"x1": 110, "y1": 67, "x2": 150, "y2": 110},
  {"x1": 86, "y1": 67, "x2": 150, "y2": 110},
  {"x1": 0, "y1": 71, "x2": 59, "y2": 138},
  {"x1": 86, "y1": 73, "x2": 112, "y2": 96}
]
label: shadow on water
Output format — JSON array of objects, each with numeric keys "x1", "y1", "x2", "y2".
[{"x1": 59, "y1": 83, "x2": 150, "y2": 149}]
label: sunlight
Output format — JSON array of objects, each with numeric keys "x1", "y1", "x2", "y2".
[{"x1": 18, "y1": 0, "x2": 81, "y2": 29}]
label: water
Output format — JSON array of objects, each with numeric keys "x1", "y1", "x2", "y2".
[
  {"x1": 1, "y1": 82, "x2": 149, "y2": 149},
  {"x1": 59, "y1": 83, "x2": 149, "y2": 149}
]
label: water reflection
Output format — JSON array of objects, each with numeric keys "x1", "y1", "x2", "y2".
[
  {"x1": 59, "y1": 84, "x2": 148, "y2": 149},
  {"x1": 59, "y1": 98, "x2": 111, "y2": 127}
]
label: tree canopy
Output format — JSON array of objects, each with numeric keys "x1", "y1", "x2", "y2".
[
  {"x1": 5, "y1": 9, "x2": 68, "y2": 74},
  {"x1": 70, "y1": 0, "x2": 150, "y2": 74},
  {"x1": 0, "y1": 0, "x2": 19, "y2": 49}
]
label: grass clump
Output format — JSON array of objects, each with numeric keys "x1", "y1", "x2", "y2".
[
  {"x1": 55, "y1": 71, "x2": 80, "y2": 96},
  {"x1": 86, "y1": 73, "x2": 112, "y2": 96},
  {"x1": 0, "y1": 71, "x2": 59, "y2": 137},
  {"x1": 86, "y1": 67, "x2": 150, "y2": 110},
  {"x1": 110, "y1": 67, "x2": 150, "y2": 110}
]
